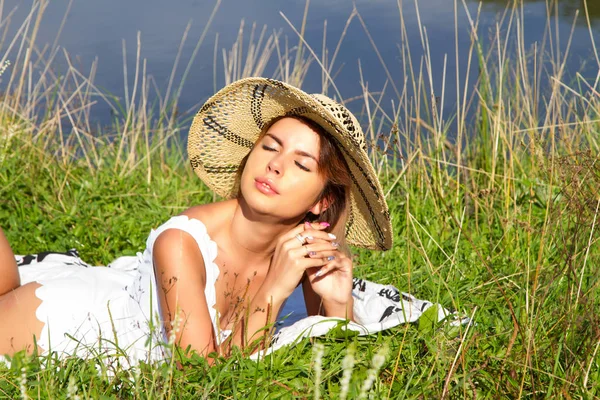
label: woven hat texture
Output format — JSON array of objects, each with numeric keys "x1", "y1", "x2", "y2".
[{"x1": 188, "y1": 77, "x2": 392, "y2": 250}]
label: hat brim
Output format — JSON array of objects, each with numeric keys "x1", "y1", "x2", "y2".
[{"x1": 188, "y1": 77, "x2": 392, "y2": 250}]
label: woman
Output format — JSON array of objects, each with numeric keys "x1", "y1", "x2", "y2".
[{"x1": 0, "y1": 78, "x2": 392, "y2": 363}]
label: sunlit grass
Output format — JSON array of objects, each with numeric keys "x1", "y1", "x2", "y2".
[{"x1": 1, "y1": 0, "x2": 600, "y2": 397}]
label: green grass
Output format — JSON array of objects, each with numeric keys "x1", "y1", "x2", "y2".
[
  {"x1": 2, "y1": 0, "x2": 600, "y2": 397},
  {"x1": 1, "y1": 125, "x2": 599, "y2": 398}
]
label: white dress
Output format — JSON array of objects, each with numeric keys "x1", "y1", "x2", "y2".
[{"x1": 16, "y1": 215, "x2": 224, "y2": 365}]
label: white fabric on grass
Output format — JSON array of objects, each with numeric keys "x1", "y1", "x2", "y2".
[{"x1": 257, "y1": 279, "x2": 463, "y2": 358}]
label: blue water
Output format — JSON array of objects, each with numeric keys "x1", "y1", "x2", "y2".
[{"x1": 1, "y1": 0, "x2": 598, "y2": 128}]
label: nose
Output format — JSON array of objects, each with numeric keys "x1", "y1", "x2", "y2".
[{"x1": 267, "y1": 155, "x2": 282, "y2": 175}]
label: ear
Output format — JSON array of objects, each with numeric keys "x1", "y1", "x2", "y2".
[{"x1": 309, "y1": 195, "x2": 332, "y2": 215}]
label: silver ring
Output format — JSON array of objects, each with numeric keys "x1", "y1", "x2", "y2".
[{"x1": 295, "y1": 233, "x2": 305, "y2": 245}]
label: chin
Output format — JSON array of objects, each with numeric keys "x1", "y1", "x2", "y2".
[
  {"x1": 239, "y1": 181, "x2": 275, "y2": 215},
  {"x1": 239, "y1": 185, "x2": 306, "y2": 222}
]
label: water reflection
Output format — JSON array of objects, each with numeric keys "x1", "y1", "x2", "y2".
[{"x1": 474, "y1": 0, "x2": 600, "y2": 25}]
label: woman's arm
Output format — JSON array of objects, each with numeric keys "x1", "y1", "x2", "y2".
[
  {"x1": 153, "y1": 229, "x2": 217, "y2": 356},
  {"x1": 153, "y1": 228, "x2": 287, "y2": 358}
]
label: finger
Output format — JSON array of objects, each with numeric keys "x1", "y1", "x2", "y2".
[
  {"x1": 306, "y1": 248, "x2": 340, "y2": 259},
  {"x1": 297, "y1": 255, "x2": 335, "y2": 271},
  {"x1": 305, "y1": 255, "x2": 339, "y2": 271},
  {"x1": 290, "y1": 245, "x2": 338, "y2": 260},
  {"x1": 303, "y1": 221, "x2": 331, "y2": 231},
  {"x1": 302, "y1": 230, "x2": 338, "y2": 244},
  {"x1": 313, "y1": 262, "x2": 337, "y2": 278},
  {"x1": 313, "y1": 260, "x2": 346, "y2": 278},
  {"x1": 282, "y1": 224, "x2": 310, "y2": 243},
  {"x1": 283, "y1": 225, "x2": 320, "y2": 248},
  {"x1": 303, "y1": 221, "x2": 336, "y2": 239},
  {"x1": 282, "y1": 223, "x2": 335, "y2": 247},
  {"x1": 304, "y1": 241, "x2": 340, "y2": 254},
  {"x1": 313, "y1": 256, "x2": 352, "y2": 278},
  {"x1": 289, "y1": 246, "x2": 312, "y2": 259}
]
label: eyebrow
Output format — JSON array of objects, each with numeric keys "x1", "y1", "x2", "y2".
[{"x1": 265, "y1": 133, "x2": 318, "y2": 163}]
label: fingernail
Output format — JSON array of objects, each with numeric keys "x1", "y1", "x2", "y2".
[
  {"x1": 315, "y1": 269, "x2": 323, "y2": 277},
  {"x1": 306, "y1": 236, "x2": 314, "y2": 241},
  {"x1": 328, "y1": 233, "x2": 336, "y2": 239},
  {"x1": 332, "y1": 242, "x2": 339, "y2": 248},
  {"x1": 305, "y1": 221, "x2": 311, "y2": 228},
  {"x1": 320, "y1": 222, "x2": 330, "y2": 227},
  {"x1": 309, "y1": 251, "x2": 317, "y2": 257},
  {"x1": 327, "y1": 255, "x2": 335, "y2": 261}
]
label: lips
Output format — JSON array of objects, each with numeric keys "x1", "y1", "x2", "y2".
[{"x1": 254, "y1": 177, "x2": 279, "y2": 195}]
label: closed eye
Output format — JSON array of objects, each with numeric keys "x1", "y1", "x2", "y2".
[
  {"x1": 295, "y1": 161, "x2": 311, "y2": 172},
  {"x1": 261, "y1": 145, "x2": 277, "y2": 152}
]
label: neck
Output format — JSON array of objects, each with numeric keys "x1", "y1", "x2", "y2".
[{"x1": 226, "y1": 198, "x2": 301, "y2": 262}]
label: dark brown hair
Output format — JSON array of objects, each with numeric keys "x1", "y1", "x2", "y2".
[{"x1": 236, "y1": 115, "x2": 352, "y2": 233}]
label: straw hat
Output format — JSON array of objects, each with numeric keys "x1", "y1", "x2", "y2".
[{"x1": 188, "y1": 77, "x2": 392, "y2": 250}]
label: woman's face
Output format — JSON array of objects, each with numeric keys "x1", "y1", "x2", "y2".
[{"x1": 240, "y1": 117, "x2": 327, "y2": 221}]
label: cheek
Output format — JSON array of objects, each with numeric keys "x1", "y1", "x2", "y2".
[
  {"x1": 288, "y1": 174, "x2": 325, "y2": 201},
  {"x1": 241, "y1": 151, "x2": 260, "y2": 178},
  {"x1": 244, "y1": 150, "x2": 259, "y2": 169}
]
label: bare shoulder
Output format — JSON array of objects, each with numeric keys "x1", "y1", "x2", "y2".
[
  {"x1": 152, "y1": 200, "x2": 235, "y2": 275},
  {"x1": 153, "y1": 227, "x2": 207, "y2": 283},
  {"x1": 180, "y1": 200, "x2": 236, "y2": 234}
]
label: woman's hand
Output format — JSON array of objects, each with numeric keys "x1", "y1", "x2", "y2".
[
  {"x1": 298, "y1": 222, "x2": 354, "y2": 319},
  {"x1": 305, "y1": 248, "x2": 353, "y2": 307},
  {"x1": 258, "y1": 222, "x2": 338, "y2": 305}
]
